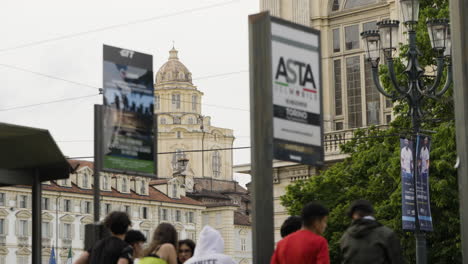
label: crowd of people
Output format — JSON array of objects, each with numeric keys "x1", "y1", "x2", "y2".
[
  {"x1": 73, "y1": 199, "x2": 402, "y2": 264},
  {"x1": 73, "y1": 211, "x2": 236, "y2": 264},
  {"x1": 271, "y1": 199, "x2": 404, "y2": 264}
]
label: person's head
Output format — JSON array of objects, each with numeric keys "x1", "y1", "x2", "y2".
[
  {"x1": 301, "y1": 202, "x2": 329, "y2": 235},
  {"x1": 347, "y1": 199, "x2": 374, "y2": 220},
  {"x1": 143, "y1": 223, "x2": 178, "y2": 257},
  {"x1": 125, "y1": 230, "x2": 147, "y2": 258},
  {"x1": 178, "y1": 239, "x2": 196, "y2": 263},
  {"x1": 104, "y1": 211, "x2": 131, "y2": 235},
  {"x1": 280, "y1": 216, "x2": 302, "y2": 238},
  {"x1": 424, "y1": 137, "x2": 429, "y2": 146},
  {"x1": 404, "y1": 138, "x2": 409, "y2": 147}
]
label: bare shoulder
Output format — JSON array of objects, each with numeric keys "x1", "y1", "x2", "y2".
[{"x1": 159, "y1": 243, "x2": 176, "y2": 251}]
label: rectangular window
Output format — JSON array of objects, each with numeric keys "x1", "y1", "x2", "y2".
[
  {"x1": 0, "y1": 193, "x2": 5, "y2": 206},
  {"x1": 188, "y1": 212, "x2": 194, "y2": 223},
  {"x1": 142, "y1": 207, "x2": 148, "y2": 219},
  {"x1": 241, "y1": 238, "x2": 246, "y2": 251},
  {"x1": 172, "y1": 94, "x2": 181, "y2": 109},
  {"x1": 162, "y1": 209, "x2": 168, "y2": 221},
  {"x1": 346, "y1": 56, "x2": 362, "y2": 128},
  {"x1": 192, "y1": 94, "x2": 197, "y2": 110},
  {"x1": 345, "y1": 25, "x2": 360, "y2": 50},
  {"x1": 42, "y1": 197, "x2": 50, "y2": 210},
  {"x1": 333, "y1": 28, "x2": 340, "y2": 53},
  {"x1": 386, "y1": 98, "x2": 393, "y2": 108},
  {"x1": 64, "y1": 200, "x2": 72, "y2": 212},
  {"x1": 17, "y1": 256, "x2": 28, "y2": 264},
  {"x1": 365, "y1": 60, "x2": 380, "y2": 125},
  {"x1": 155, "y1": 95, "x2": 160, "y2": 110},
  {"x1": 124, "y1": 205, "x2": 131, "y2": 216},
  {"x1": 172, "y1": 184, "x2": 177, "y2": 198},
  {"x1": 19, "y1": 220, "x2": 28, "y2": 236},
  {"x1": 42, "y1": 222, "x2": 50, "y2": 238},
  {"x1": 334, "y1": 60, "x2": 343, "y2": 116},
  {"x1": 202, "y1": 214, "x2": 209, "y2": 226},
  {"x1": 335, "y1": 122, "x2": 344, "y2": 131},
  {"x1": 363, "y1": 21, "x2": 378, "y2": 31},
  {"x1": 19, "y1": 195, "x2": 27, "y2": 208},
  {"x1": 216, "y1": 213, "x2": 222, "y2": 226},
  {"x1": 386, "y1": 114, "x2": 392, "y2": 124},
  {"x1": 0, "y1": 219, "x2": 4, "y2": 235},
  {"x1": 84, "y1": 201, "x2": 92, "y2": 214},
  {"x1": 105, "y1": 203, "x2": 112, "y2": 215},
  {"x1": 332, "y1": 0, "x2": 340, "y2": 11},
  {"x1": 176, "y1": 210, "x2": 181, "y2": 222},
  {"x1": 63, "y1": 223, "x2": 72, "y2": 239}
]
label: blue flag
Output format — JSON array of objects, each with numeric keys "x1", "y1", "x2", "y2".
[{"x1": 49, "y1": 246, "x2": 56, "y2": 264}]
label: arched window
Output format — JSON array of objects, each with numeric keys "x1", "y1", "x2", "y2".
[
  {"x1": 188, "y1": 117, "x2": 194, "y2": 124},
  {"x1": 122, "y1": 178, "x2": 128, "y2": 192},
  {"x1": 155, "y1": 95, "x2": 160, "y2": 110},
  {"x1": 161, "y1": 117, "x2": 166, "y2": 124},
  {"x1": 212, "y1": 151, "x2": 221, "y2": 178}
]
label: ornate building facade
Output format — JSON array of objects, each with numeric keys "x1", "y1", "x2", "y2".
[
  {"x1": 236, "y1": 0, "x2": 405, "y2": 243},
  {"x1": 0, "y1": 48, "x2": 252, "y2": 264}
]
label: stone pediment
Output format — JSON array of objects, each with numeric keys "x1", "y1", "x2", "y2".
[
  {"x1": 42, "y1": 212, "x2": 53, "y2": 221},
  {"x1": 60, "y1": 214, "x2": 74, "y2": 222},
  {"x1": 174, "y1": 223, "x2": 184, "y2": 231},
  {"x1": 60, "y1": 249, "x2": 72, "y2": 257},
  {"x1": 140, "y1": 221, "x2": 152, "y2": 229},
  {"x1": 78, "y1": 166, "x2": 93, "y2": 175},
  {"x1": 16, "y1": 210, "x2": 31, "y2": 219},
  {"x1": 16, "y1": 247, "x2": 31, "y2": 255},
  {"x1": 0, "y1": 209, "x2": 8, "y2": 217},
  {"x1": 81, "y1": 216, "x2": 93, "y2": 224}
]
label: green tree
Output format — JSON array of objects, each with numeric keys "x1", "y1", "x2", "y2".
[{"x1": 280, "y1": 0, "x2": 459, "y2": 262}]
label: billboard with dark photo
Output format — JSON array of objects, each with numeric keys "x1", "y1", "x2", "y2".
[
  {"x1": 102, "y1": 45, "x2": 155, "y2": 176},
  {"x1": 416, "y1": 135, "x2": 433, "y2": 231},
  {"x1": 400, "y1": 138, "x2": 416, "y2": 230}
]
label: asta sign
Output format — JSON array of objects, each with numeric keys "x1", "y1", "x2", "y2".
[{"x1": 271, "y1": 17, "x2": 323, "y2": 165}]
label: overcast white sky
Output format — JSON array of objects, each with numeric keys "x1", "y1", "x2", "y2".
[{"x1": 0, "y1": 0, "x2": 257, "y2": 186}]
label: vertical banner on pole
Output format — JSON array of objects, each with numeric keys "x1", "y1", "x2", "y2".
[
  {"x1": 416, "y1": 135, "x2": 433, "y2": 231},
  {"x1": 401, "y1": 138, "x2": 416, "y2": 230},
  {"x1": 102, "y1": 45, "x2": 155, "y2": 177}
]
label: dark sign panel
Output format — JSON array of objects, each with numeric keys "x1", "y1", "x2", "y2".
[
  {"x1": 416, "y1": 135, "x2": 433, "y2": 231},
  {"x1": 271, "y1": 17, "x2": 323, "y2": 166},
  {"x1": 400, "y1": 138, "x2": 416, "y2": 230},
  {"x1": 102, "y1": 45, "x2": 155, "y2": 176}
]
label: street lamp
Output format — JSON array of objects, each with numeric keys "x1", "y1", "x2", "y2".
[{"x1": 361, "y1": 1, "x2": 452, "y2": 263}]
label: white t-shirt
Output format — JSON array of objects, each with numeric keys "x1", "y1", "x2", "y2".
[
  {"x1": 420, "y1": 146, "x2": 429, "y2": 173},
  {"x1": 401, "y1": 147, "x2": 413, "y2": 172}
]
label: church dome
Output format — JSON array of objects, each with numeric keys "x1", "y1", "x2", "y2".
[{"x1": 155, "y1": 48, "x2": 193, "y2": 85}]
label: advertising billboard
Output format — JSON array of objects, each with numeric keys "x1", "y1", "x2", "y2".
[
  {"x1": 416, "y1": 135, "x2": 433, "y2": 231},
  {"x1": 102, "y1": 45, "x2": 155, "y2": 176},
  {"x1": 271, "y1": 17, "x2": 323, "y2": 166}
]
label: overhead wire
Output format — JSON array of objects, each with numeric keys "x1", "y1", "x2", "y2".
[{"x1": 0, "y1": 0, "x2": 240, "y2": 54}]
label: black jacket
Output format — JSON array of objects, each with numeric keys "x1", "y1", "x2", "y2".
[{"x1": 340, "y1": 218, "x2": 404, "y2": 264}]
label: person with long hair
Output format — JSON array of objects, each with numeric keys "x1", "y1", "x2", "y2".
[
  {"x1": 139, "y1": 223, "x2": 178, "y2": 264},
  {"x1": 178, "y1": 239, "x2": 196, "y2": 264}
]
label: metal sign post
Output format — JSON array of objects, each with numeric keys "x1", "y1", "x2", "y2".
[
  {"x1": 249, "y1": 12, "x2": 275, "y2": 264},
  {"x1": 450, "y1": 0, "x2": 468, "y2": 262},
  {"x1": 249, "y1": 11, "x2": 323, "y2": 263}
]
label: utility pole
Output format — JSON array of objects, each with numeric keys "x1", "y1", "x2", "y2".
[{"x1": 450, "y1": 0, "x2": 468, "y2": 262}]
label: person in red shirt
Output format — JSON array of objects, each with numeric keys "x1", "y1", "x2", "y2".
[{"x1": 271, "y1": 202, "x2": 330, "y2": 264}]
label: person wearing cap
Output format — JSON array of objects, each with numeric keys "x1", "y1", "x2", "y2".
[{"x1": 340, "y1": 200, "x2": 403, "y2": 264}]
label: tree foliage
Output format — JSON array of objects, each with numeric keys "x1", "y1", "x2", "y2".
[{"x1": 280, "y1": 0, "x2": 459, "y2": 263}]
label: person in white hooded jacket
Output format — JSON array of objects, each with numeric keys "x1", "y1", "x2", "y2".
[{"x1": 184, "y1": 225, "x2": 236, "y2": 264}]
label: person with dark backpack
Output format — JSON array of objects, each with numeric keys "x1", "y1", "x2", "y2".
[
  {"x1": 340, "y1": 200, "x2": 404, "y2": 264},
  {"x1": 74, "y1": 211, "x2": 132, "y2": 264}
]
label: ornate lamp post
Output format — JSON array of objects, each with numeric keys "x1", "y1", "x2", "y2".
[{"x1": 361, "y1": 0, "x2": 452, "y2": 263}]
